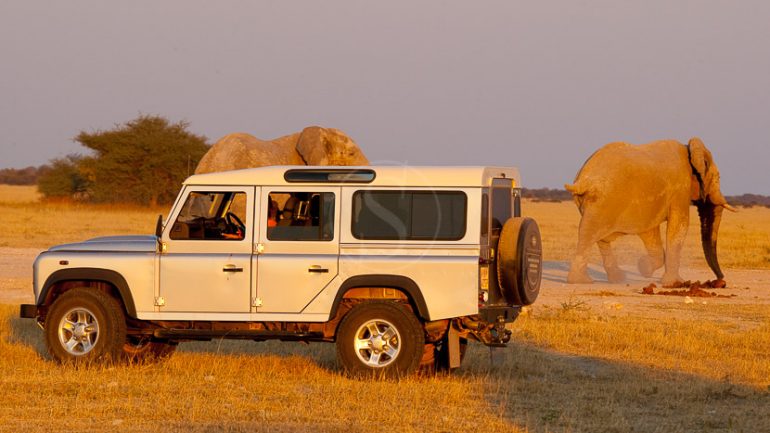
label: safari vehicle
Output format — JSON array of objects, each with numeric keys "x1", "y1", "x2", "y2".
[{"x1": 20, "y1": 166, "x2": 542, "y2": 377}]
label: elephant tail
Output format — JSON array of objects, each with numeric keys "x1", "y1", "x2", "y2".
[
  {"x1": 564, "y1": 182, "x2": 586, "y2": 196},
  {"x1": 564, "y1": 182, "x2": 589, "y2": 212}
]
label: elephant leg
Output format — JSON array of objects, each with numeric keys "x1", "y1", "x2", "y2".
[
  {"x1": 568, "y1": 215, "x2": 609, "y2": 284},
  {"x1": 637, "y1": 227, "x2": 665, "y2": 278},
  {"x1": 662, "y1": 212, "x2": 688, "y2": 286},
  {"x1": 598, "y1": 236, "x2": 625, "y2": 283}
]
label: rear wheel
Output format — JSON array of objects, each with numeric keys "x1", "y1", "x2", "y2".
[
  {"x1": 336, "y1": 301, "x2": 424, "y2": 378},
  {"x1": 44, "y1": 288, "x2": 126, "y2": 364}
]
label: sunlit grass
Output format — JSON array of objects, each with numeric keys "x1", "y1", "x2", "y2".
[
  {"x1": 0, "y1": 185, "x2": 162, "y2": 248},
  {"x1": 3, "y1": 304, "x2": 769, "y2": 432},
  {"x1": 0, "y1": 184, "x2": 40, "y2": 203}
]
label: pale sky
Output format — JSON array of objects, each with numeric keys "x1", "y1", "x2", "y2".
[{"x1": 1, "y1": 1, "x2": 768, "y2": 194}]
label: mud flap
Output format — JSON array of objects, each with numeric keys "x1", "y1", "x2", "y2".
[{"x1": 448, "y1": 325, "x2": 461, "y2": 369}]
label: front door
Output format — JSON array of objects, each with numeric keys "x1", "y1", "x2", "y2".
[
  {"x1": 255, "y1": 187, "x2": 339, "y2": 313},
  {"x1": 160, "y1": 186, "x2": 256, "y2": 313}
]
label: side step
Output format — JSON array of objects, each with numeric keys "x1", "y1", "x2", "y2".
[{"x1": 152, "y1": 328, "x2": 325, "y2": 341}]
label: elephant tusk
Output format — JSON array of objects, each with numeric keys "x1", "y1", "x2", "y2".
[{"x1": 722, "y1": 203, "x2": 738, "y2": 212}]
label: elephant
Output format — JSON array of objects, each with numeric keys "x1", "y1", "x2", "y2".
[
  {"x1": 565, "y1": 137, "x2": 735, "y2": 286},
  {"x1": 194, "y1": 126, "x2": 369, "y2": 174}
]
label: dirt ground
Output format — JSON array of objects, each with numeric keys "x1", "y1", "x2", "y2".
[
  {"x1": 538, "y1": 261, "x2": 770, "y2": 329},
  {"x1": 3, "y1": 247, "x2": 768, "y2": 329}
]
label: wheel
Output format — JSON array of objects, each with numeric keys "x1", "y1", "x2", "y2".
[
  {"x1": 336, "y1": 301, "x2": 425, "y2": 378},
  {"x1": 497, "y1": 217, "x2": 543, "y2": 305},
  {"x1": 434, "y1": 337, "x2": 468, "y2": 373},
  {"x1": 123, "y1": 336, "x2": 177, "y2": 362},
  {"x1": 44, "y1": 288, "x2": 126, "y2": 364}
]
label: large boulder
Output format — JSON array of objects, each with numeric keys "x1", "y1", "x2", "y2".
[{"x1": 195, "y1": 126, "x2": 368, "y2": 174}]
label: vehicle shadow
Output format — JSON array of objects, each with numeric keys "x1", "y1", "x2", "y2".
[
  {"x1": 178, "y1": 338, "x2": 339, "y2": 370},
  {"x1": 7, "y1": 310, "x2": 48, "y2": 357},
  {"x1": 458, "y1": 341, "x2": 770, "y2": 433}
]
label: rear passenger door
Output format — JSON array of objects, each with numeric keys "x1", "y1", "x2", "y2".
[{"x1": 255, "y1": 187, "x2": 339, "y2": 313}]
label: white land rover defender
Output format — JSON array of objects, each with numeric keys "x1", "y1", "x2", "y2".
[{"x1": 20, "y1": 166, "x2": 542, "y2": 377}]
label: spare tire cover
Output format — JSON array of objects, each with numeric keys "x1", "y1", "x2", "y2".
[{"x1": 496, "y1": 217, "x2": 542, "y2": 305}]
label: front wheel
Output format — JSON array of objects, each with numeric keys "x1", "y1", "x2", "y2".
[
  {"x1": 336, "y1": 301, "x2": 424, "y2": 378},
  {"x1": 44, "y1": 288, "x2": 126, "y2": 364}
]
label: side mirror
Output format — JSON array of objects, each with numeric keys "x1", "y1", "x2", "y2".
[{"x1": 155, "y1": 214, "x2": 164, "y2": 239}]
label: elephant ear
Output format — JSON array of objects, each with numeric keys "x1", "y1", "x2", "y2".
[
  {"x1": 688, "y1": 137, "x2": 711, "y2": 202},
  {"x1": 295, "y1": 126, "x2": 329, "y2": 165}
]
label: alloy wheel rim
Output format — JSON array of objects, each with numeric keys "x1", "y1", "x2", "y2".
[
  {"x1": 354, "y1": 319, "x2": 401, "y2": 368},
  {"x1": 58, "y1": 307, "x2": 100, "y2": 356}
]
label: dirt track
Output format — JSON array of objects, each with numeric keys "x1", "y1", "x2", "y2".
[
  {"x1": 2, "y1": 248, "x2": 769, "y2": 327},
  {"x1": 539, "y1": 261, "x2": 770, "y2": 328}
]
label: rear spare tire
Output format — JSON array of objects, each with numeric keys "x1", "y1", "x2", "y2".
[{"x1": 497, "y1": 217, "x2": 542, "y2": 305}]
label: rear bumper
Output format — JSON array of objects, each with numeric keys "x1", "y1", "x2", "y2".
[{"x1": 19, "y1": 304, "x2": 38, "y2": 318}]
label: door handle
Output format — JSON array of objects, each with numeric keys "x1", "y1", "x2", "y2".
[
  {"x1": 223, "y1": 264, "x2": 243, "y2": 273},
  {"x1": 308, "y1": 265, "x2": 329, "y2": 273}
]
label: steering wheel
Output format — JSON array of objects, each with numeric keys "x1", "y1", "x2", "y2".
[{"x1": 225, "y1": 212, "x2": 246, "y2": 235}]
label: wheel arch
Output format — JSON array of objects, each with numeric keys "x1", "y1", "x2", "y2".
[
  {"x1": 38, "y1": 268, "x2": 137, "y2": 318},
  {"x1": 328, "y1": 275, "x2": 431, "y2": 321}
]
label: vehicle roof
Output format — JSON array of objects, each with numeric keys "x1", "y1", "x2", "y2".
[{"x1": 183, "y1": 166, "x2": 522, "y2": 188}]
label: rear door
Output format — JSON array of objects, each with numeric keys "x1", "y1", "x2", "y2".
[{"x1": 255, "y1": 187, "x2": 339, "y2": 313}]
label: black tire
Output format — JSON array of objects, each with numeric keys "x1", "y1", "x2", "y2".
[
  {"x1": 123, "y1": 337, "x2": 177, "y2": 363},
  {"x1": 336, "y1": 301, "x2": 425, "y2": 378},
  {"x1": 497, "y1": 217, "x2": 542, "y2": 305},
  {"x1": 44, "y1": 288, "x2": 126, "y2": 364}
]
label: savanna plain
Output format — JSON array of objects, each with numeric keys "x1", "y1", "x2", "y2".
[{"x1": 1, "y1": 184, "x2": 769, "y2": 433}]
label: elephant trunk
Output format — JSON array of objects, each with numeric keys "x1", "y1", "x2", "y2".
[{"x1": 696, "y1": 200, "x2": 724, "y2": 280}]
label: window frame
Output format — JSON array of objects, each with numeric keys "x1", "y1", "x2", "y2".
[
  {"x1": 265, "y1": 191, "x2": 336, "y2": 242},
  {"x1": 168, "y1": 190, "x2": 249, "y2": 242}
]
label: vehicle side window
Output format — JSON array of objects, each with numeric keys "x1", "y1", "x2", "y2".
[
  {"x1": 351, "y1": 191, "x2": 467, "y2": 240},
  {"x1": 267, "y1": 192, "x2": 335, "y2": 241},
  {"x1": 169, "y1": 191, "x2": 247, "y2": 241}
]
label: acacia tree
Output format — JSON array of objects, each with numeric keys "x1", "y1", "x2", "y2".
[
  {"x1": 37, "y1": 155, "x2": 87, "y2": 198},
  {"x1": 76, "y1": 115, "x2": 209, "y2": 206}
]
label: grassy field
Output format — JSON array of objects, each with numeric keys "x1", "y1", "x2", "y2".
[
  {"x1": 0, "y1": 186, "x2": 163, "y2": 248},
  {"x1": 2, "y1": 304, "x2": 769, "y2": 433},
  {"x1": 1, "y1": 185, "x2": 770, "y2": 432}
]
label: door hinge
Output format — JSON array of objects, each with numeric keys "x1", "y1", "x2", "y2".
[
  {"x1": 155, "y1": 296, "x2": 166, "y2": 307},
  {"x1": 252, "y1": 297, "x2": 263, "y2": 307}
]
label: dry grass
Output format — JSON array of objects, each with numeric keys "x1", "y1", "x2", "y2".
[
  {"x1": 0, "y1": 184, "x2": 41, "y2": 203},
  {"x1": 2, "y1": 304, "x2": 769, "y2": 432},
  {"x1": 524, "y1": 199, "x2": 770, "y2": 270},
  {"x1": 0, "y1": 186, "x2": 161, "y2": 248}
]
